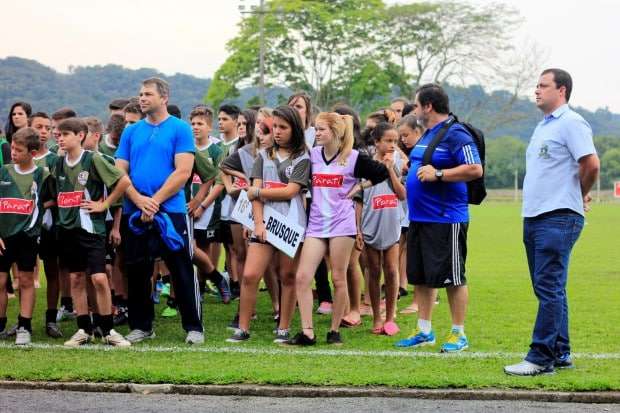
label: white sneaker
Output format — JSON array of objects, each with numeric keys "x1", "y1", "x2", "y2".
[
  {"x1": 103, "y1": 329, "x2": 131, "y2": 347},
  {"x1": 64, "y1": 329, "x2": 93, "y2": 347},
  {"x1": 125, "y1": 329, "x2": 155, "y2": 343},
  {"x1": 504, "y1": 360, "x2": 555, "y2": 376},
  {"x1": 15, "y1": 327, "x2": 31, "y2": 346},
  {"x1": 185, "y1": 330, "x2": 204, "y2": 345}
]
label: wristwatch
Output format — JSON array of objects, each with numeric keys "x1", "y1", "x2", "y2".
[{"x1": 435, "y1": 169, "x2": 444, "y2": 181}]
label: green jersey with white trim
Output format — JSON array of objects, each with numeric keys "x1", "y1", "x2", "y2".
[
  {"x1": 54, "y1": 150, "x2": 123, "y2": 235},
  {"x1": 0, "y1": 164, "x2": 51, "y2": 238}
]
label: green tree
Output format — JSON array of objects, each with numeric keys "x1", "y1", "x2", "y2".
[
  {"x1": 382, "y1": 1, "x2": 520, "y2": 88},
  {"x1": 484, "y1": 136, "x2": 526, "y2": 189},
  {"x1": 206, "y1": 0, "x2": 385, "y2": 109},
  {"x1": 601, "y1": 148, "x2": 620, "y2": 189}
]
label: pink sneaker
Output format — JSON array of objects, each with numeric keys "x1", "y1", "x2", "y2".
[
  {"x1": 383, "y1": 321, "x2": 400, "y2": 336},
  {"x1": 316, "y1": 301, "x2": 333, "y2": 315}
]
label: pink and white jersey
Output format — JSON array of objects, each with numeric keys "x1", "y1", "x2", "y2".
[{"x1": 306, "y1": 147, "x2": 359, "y2": 238}]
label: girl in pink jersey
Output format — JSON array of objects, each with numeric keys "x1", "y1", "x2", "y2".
[
  {"x1": 361, "y1": 123, "x2": 406, "y2": 336},
  {"x1": 288, "y1": 112, "x2": 389, "y2": 346},
  {"x1": 226, "y1": 106, "x2": 311, "y2": 343}
]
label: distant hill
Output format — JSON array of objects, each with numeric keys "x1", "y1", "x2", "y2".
[
  {"x1": 1, "y1": 56, "x2": 619, "y2": 140},
  {"x1": 0, "y1": 56, "x2": 211, "y2": 123}
]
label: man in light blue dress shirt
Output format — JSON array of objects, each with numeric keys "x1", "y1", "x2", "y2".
[{"x1": 505, "y1": 69, "x2": 600, "y2": 376}]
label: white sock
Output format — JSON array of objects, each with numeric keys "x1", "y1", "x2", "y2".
[
  {"x1": 452, "y1": 324, "x2": 464, "y2": 335},
  {"x1": 417, "y1": 319, "x2": 432, "y2": 334}
]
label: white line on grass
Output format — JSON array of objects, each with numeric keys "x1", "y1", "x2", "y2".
[{"x1": 1, "y1": 342, "x2": 619, "y2": 360}]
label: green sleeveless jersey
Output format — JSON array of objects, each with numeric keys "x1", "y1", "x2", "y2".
[
  {"x1": 54, "y1": 150, "x2": 123, "y2": 236},
  {"x1": 0, "y1": 164, "x2": 51, "y2": 238}
]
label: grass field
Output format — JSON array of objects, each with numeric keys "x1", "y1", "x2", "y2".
[{"x1": 1, "y1": 202, "x2": 619, "y2": 391}]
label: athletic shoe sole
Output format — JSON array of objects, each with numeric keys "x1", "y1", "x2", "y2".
[{"x1": 440, "y1": 344, "x2": 469, "y2": 353}]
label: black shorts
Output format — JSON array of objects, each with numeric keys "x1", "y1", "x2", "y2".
[
  {"x1": 0, "y1": 232, "x2": 38, "y2": 273},
  {"x1": 219, "y1": 221, "x2": 234, "y2": 245},
  {"x1": 39, "y1": 227, "x2": 59, "y2": 261},
  {"x1": 105, "y1": 221, "x2": 116, "y2": 264},
  {"x1": 407, "y1": 222, "x2": 468, "y2": 288},
  {"x1": 58, "y1": 228, "x2": 107, "y2": 275},
  {"x1": 194, "y1": 228, "x2": 222, "y2": 246}
]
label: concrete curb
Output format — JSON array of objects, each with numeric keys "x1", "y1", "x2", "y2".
[{"x1": 0, "y1": 381, "x2": 619, "y2": 403}]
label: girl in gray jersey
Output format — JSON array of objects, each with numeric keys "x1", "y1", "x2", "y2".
[
  {"x1": 226, "y1": 106, "x2": 311, "y2": 344},
  {"x1": 397, "y1": 115, "x2": 424, "y2": 314},
  {"x1": 220, "y1": 109, "x2": 257, "y2": 305},
  {"x1": 360, "y1": 123, "x2": 406, "y2": 336}
]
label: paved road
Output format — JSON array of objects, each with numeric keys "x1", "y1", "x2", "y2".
[{"x1": 1, "y1": 389, "x2": 619, "y2": 413}]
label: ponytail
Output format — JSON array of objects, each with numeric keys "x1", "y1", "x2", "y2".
[
  {"x1": 316, "y1": 112, "x2": 356, "y2": 165},
  {"x1": 338, "y1": 114, "x2": 354, "y2": 165}
]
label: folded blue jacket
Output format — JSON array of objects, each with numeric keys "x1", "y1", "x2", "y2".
[{"x1": 128, "y1": 211, "x2": 185, "y2": 251}]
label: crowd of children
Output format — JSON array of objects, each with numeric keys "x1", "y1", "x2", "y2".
[{"x1": 0, "y1": 84, "x2": 433, "y2": 348}]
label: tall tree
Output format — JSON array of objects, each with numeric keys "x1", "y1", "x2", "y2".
[{"x1": 206, "y1": 0, "x2": 385, "y2": 109}]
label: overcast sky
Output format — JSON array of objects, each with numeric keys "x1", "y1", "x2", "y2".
[{"x1": 1, "y1": 0, "x2": 617, "y2": 112}]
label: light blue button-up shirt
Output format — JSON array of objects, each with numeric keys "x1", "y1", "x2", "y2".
[{"x1": 522, "y1": 104, "x2": 596, "y2": 217}]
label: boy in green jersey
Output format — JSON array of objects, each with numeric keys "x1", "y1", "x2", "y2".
[
  {"x1": 54, "y1": 118, "x2": 131, "y2": 347},
  {"x1": 31, "y1": 112, "x2": 66, "y2": 337},
  {"x1": 188, "y1": 107, "x2": 231, "y2": 303},
  {"x1": 0, "y1": 128, "x2": 54, "y2": 345},
  {"x1": 98, "y1": 114, "x2": 125, "y2": 158}
]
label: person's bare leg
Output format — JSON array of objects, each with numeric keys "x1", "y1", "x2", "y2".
[
  {"x1": 230, "y1": 224, "x2": 247, "y2": 284},
  {"x1": 238, "y1": 243, "x2": 274, "y2": 331},
  {"x1": 70, "y1": 272, "x2": 88, "y2": 316},
  {"x1": 92, "y1": 273, "x2": 113, "y2": 317},
  {"x1": 359, "y1": 251, "x2": 371, "y2": 307},
  {"x1": 225, "y1": 243, "x2": 238, "y2": 283},
  {"x1": 328, "y1": 237, "x2": 355, "y2": 332},
  {"x1": 343, "y1": 248, "x2": 361, "y2": 324},
  {"x1": 277, "y1": 251, "x2": 299, "y2": 331},
  {"x1": 415, "y1": 285, "x2": 437, "y2": 323},
  {"x1": 446, "y1": 285, "x2": 468, "y2": 326},
  {"x1": 366, "y1": 247, "x2": 383, "y2": 330},
  {"x1": 11, "y1": 264, "x2": 19, "y2": 290},
  {"x1": 398, "y1": 233, "x2": 408, "y2": 291},
  {"x1": 295, "y1": 238, "x2": 328, "y2": 339},
  {"x1": 18, "y1": 271, "x2": 35, "y2": 318},
  {"x1": 264, "y1": 261, "x2": 280, "y2": 315},
  {"x1": 382, "y1": 243, "x2": 400, "y2": 324},
  {"x1": 192, "y1": 243, "x2": 216, "y2": 274},
  {"x1": 208, "y1": 242, "x2": 222, "y2": 272}
]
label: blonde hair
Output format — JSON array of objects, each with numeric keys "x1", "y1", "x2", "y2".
[
  {"x1": 315, "y1": 112, "x2": 354, "y2": 165},
  {"x1": 257, "y1": 107, "x2": 273, "y2": 119}
]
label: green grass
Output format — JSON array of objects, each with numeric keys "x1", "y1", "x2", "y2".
[{"x1": 1, "y1": 203, "x2": 619, "y2": 391}]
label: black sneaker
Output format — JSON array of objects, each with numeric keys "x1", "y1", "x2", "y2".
[
  {"x1": 326, "y1": 330, "x2": 343, "y2": 345},
  {"x1": 286, "y1": 331, "x2": 316, "y2": 346},
  {"x1": 273, "y1": 329, "x2": 290, "y2": 344},
  {"x1": 554, "y1": 354, "x2": 575, "y2": 369},
  {"x1": 398, "y1": 287, "x2": 409, "y2": 298},
  {"x1": 113, "y1": 307, "x2": 128, "y2": 326},
  {"x1": 46, "y1": 322, "x2": 63, "y2": 338},
  {"x1": 226, "y1": 329, "x2": 250, "y2": 343},
  {"x1": 227, "y1": 313, "x2": 240, "y2": 331}
]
